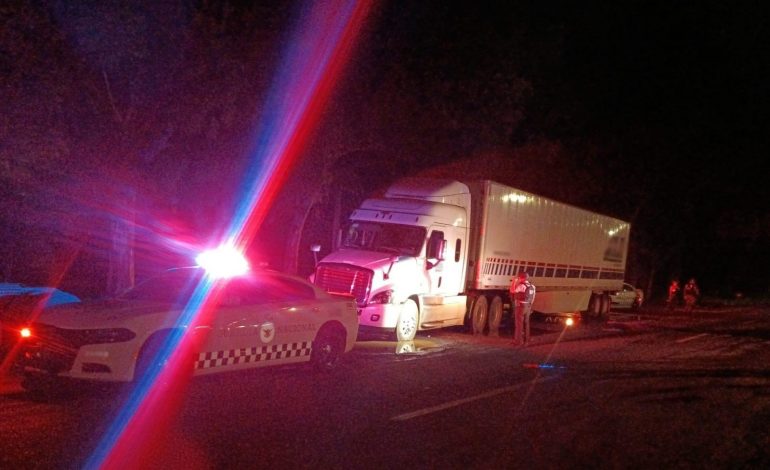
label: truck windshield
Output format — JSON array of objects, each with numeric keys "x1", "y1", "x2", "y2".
[{"x1": 342, "y1": 222, "x2": 426, "y2": 257}]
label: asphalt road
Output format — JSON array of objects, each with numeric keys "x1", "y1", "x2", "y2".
[{"x1": 1, "y1": 306, "x2": 769, "y2": 469}]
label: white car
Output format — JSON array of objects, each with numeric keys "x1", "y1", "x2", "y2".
[
  {"x1": 14, "y1": 266, "x2": 358, "y2": 391},
  {"x1": 610, "y1": 282, "x2": 644, "y2": 311}
]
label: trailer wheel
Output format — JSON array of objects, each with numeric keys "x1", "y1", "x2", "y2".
[
  {"x1": 586, "y1": 294, "x2": 609, "y2": 322},
  {"x1": 585, "y1": 294, "x2": 601, "y2": 321},
  {"x1": 470, "y1": 295, "x2": 488, "y2": 335},
  {"x1": 599, "y1": 294, "x2": 611, "y2": 321},
  {"x1": 396, "y1": 299, "x2": 419, "y2": 341},
  {"x1": 487, "y1": 295, "x2": 503, "y2": 337}
]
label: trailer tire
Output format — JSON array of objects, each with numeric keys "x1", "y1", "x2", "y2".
[
  {"x1": 470, "y1": 295, "x2": 488, "y2": 335},
  {"x1": 488, "y1": 295, "x2": 503, "y2": 337},
  {"x1": 585, "y1": 294, "x2": 601, "y2": 321},
  {"x1": 600, "y1": 293, "x2": 611, "y2": 321},
  {"x1": 396, "y1": 299, "x2": 419, "y2": 341}
]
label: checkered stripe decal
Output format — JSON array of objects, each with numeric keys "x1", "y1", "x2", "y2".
[{"x1": 195, "y1": 342, "x2": 312, "y2": 370}]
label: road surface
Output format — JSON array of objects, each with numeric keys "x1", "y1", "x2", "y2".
[{"x1": 1, "y1": 306, "x2": 768, "y2": 469}]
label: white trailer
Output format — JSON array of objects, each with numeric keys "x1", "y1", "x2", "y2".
[{"x1": 312, "y1": 178, "x2": 630, "y2": 341}]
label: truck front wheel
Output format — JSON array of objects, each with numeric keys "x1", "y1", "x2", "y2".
[{"x1": 396, "y1": 299, "x2": 419, "y2": 341}]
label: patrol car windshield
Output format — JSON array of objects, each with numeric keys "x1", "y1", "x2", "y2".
[
  {"x1": 119, "y1": 268, "x2": 204, "y2": 304},
  {"x1": 342, "y1": 222, "x2": 426, "y2": 257}
]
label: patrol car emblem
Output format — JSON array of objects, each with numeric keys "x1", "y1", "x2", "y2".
[{"x1": 260, "y1": 322, "x2": 275, "y2": 344}]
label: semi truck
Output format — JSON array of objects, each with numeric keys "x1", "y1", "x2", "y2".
[{"x1": 312, "y1": 178, "x2": 630, "y2": 341}]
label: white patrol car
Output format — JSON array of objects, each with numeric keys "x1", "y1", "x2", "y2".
[
  {"x1": 609, "y1": 282, "x2": 644, "y2": 311},
  {"x1": 14, "y1": 262, "x2": 358, "y2": 391}
]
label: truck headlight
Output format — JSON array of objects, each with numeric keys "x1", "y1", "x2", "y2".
[{"x1": 369, "y1": 290, "x2": 394, "y2": 305}]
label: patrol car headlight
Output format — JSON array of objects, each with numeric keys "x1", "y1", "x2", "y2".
[
  {"x1": 369, "y1": 290, "x2": 394, "y2": 305},
  {"x1": 78, "y1": 328, "x2": 137, "y2": 345}
]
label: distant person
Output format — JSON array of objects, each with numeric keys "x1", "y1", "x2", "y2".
[
  {"x1": 667, "y1": 280, "x2": 680, "y2": 310},
  {"x1": 683, "y1": 278, "x2": 700, "y2": 313},
  {"x1": 510, "y1": 271, "x2": 536, "y2": 346}
]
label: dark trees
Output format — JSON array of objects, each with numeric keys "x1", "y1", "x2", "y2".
[{"x1": 0, "y1": 1, "x2": 284, "y2": 294}]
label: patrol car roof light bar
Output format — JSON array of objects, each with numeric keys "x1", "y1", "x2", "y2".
[{"x1": 195, "y1": 244, "x2": 250, "y2": 279}]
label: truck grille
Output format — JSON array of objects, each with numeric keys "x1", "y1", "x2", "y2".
[{"x1": 314, "y1": 264, "x2": 372, "y2": 306}]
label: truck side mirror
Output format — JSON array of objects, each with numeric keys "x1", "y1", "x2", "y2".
[{"x1": 310, "y1": 244, "x2": 321, "y2": 267}]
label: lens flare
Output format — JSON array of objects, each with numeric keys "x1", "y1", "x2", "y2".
[
  {"x1": 195, "y1": 245, "x2": 250, "y2": 279},
  {"x1": 85, "y1": 2, "x2": 374, "y2": 469}
]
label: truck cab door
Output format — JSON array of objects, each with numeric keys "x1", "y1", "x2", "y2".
[{"x1": 425, "y1": 228, "x2": 465, "y2": 296}]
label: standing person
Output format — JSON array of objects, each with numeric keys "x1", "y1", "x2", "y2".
[
  {"x1": 667, "y1": 279, "x2": 680, "y2": 311},
  {"x1": 683, "y1": 278, "x2": 700, "y2": 313},
  {"x1": 510, "y1": 271, "x2": 536, "y2": 346}
]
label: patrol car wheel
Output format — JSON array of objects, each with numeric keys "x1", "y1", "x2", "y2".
[
  {"x1": 134, "y1": 330, "x2": 177, "y2": 382},
  {"x1": 311, "y1": 325, "x2": 345, "y2": 372},
  {"x1": 487, "y1": 295, "x2": 503, "y2": 336},
  {"x1": 471, "y1": 295, "x2": 488, "y2": 335},
  {"x1": 396, "y1": 299, "x2": 419, "y2": 341}
]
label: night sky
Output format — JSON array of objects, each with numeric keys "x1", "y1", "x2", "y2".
[
  {"x1": 1, "y1": 1, "x2": 768, "y2": 299},
  {"x1": 364, "y1": 2, "x2": 769, "y2": 296}
]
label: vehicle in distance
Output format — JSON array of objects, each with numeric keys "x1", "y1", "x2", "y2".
[
  {"x1": 14, "y1": 266, "x2": 358, "y2": 391},
  {"x1": 610, "y1": 282, "x2": 644, "y2": 310}
]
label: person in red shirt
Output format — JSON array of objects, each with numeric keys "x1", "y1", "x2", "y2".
[
  {"x1": 510, "y1": 271, "x2": 536, "y2": 346},
  {"x1": 667, "y1": 279, "x2": 680, "y2": 310}
]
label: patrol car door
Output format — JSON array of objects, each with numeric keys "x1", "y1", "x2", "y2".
[
  {"x1": 196, "y1": 275, "x2": 316, "y2": 374},
  {"x1": 195, "y1": 277, "x2": 283, "y2": 374},
  {"x1": 256, "y1": 275, "x2": 322, "y2": 358}
]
